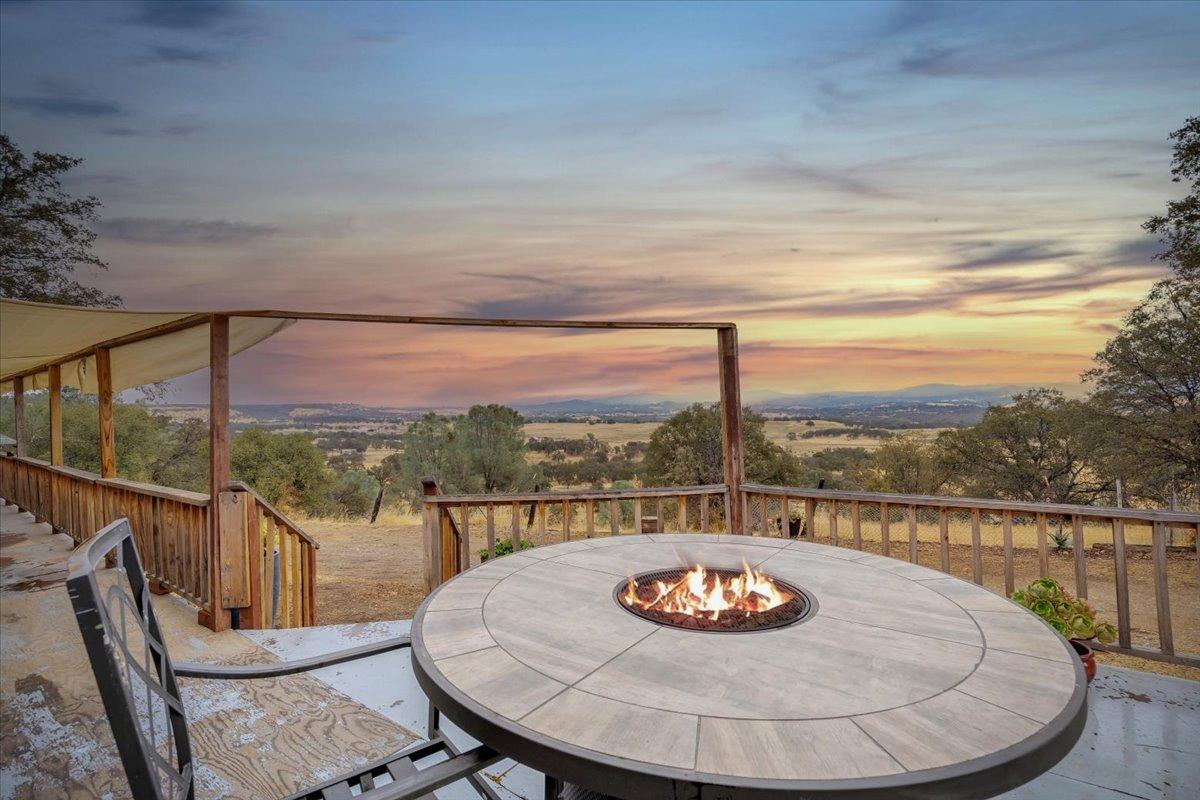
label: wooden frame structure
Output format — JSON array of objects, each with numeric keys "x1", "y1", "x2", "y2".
[{"x1": 3, "y1": 307, "x2": 744, "y2": 631}]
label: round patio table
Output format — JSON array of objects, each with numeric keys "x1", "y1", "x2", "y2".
[{"x1": 411, "y1": 534, "x2": 1086, "y2": 800}]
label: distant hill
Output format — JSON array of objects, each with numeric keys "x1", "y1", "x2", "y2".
[{"x1": 152, "y1": 383, "x2": 1076, "y2": 429}]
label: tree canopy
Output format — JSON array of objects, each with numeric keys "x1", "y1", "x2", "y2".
[
  {"x1": 1143, "y1": 116, "x2": 1199, "y2": 281},
  {"x1": 0, "y1": 133, "x2": 120, "y2": 307},
  {"x1": 380, "y1": 405, "x2": 542, "y2": 503},
  {"x1": 641, "y1": 403, "x2": 804, "y2": 487}
]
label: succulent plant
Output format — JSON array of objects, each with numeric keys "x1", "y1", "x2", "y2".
[{"x1": 1011, "y1": 577, "x2": 1117, "y2": 644}]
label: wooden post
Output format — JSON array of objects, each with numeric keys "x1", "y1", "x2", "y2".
[
  {"x1": 95, "y1": 348, "x2": 116, "y2": 478},
  {"x1": 970, "y1": 508, "x2": 982, "y2": 585},
  {"x1": 717, "y1": 326, "x2": 745, "y2": 534},
  {"x1": 1112, "y1": 518, "x2": 1131, "y2": 650},
  {"x1": 1071, "y1": 514, "x2": 1087, "y2": 599},
  {"x1": 1151, "y1": 521, "x2": 1174, "y2": 655},
  {"x1": 1002, "y1": 510, "x2": 1015, "y2": 597},
  {"x1": 880, "y1": 502, "x2": 890, "y2": 556},
  {"x1": 938, "y1": 507, "x2": 950, "y2": 572},
  {"x1": 206, "y1": 316, "x2": 231, "y2": 631},
  {"x1": 12, "y1": 376, "x2": 27, "y2": 457},
  {"x1": 421, "y1": 477, "x2": 443, "y2": 592},
  {"x1": 48, "y1": 365, "x2": 63, "y2": 466}
]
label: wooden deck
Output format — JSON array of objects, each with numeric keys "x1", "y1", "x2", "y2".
[{"x1": 0, "y1": 504, "x2": 414, "y2": 799}]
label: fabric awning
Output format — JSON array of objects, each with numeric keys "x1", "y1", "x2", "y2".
[{"x1": 1, "y1": 299, "x2": 294, "y2": 395}]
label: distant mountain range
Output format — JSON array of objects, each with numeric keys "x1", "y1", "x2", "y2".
[{"x1": 155, "y1": 383, "x2": 1073, "y2": 428}]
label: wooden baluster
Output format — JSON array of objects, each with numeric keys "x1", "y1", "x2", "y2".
[
  {"x1": 1111, "y1": 518, "x2": 1131, "y2": 650},
  {"x1": 1151, "y1": 521, "x2": 1173, "y2": 655},
  {"x1": 804, "y1": 498, "x2": 815, "y2": 540},
  {"x1": 1071, "y1": 514, "x2": 1087, "y2": 599},
  {"x1": 1036, "y1": 513, "x2": 1049, "y2": 578},
  {"x1": 512, "y1": 501, "x2": 521, "y2": 550},
  {"x1": 537, "y1": 501, "x2": 547, "y2": 544},
  {"x1": 562, "y1": 500, "x2": 571, "y2": 541},
  {"x1": 486, "y1": 502, "x2": 496, "y2": 560},
  {"x1": 610, "y1": 498, "x2": 620, "y2": 536},
  {"x1": 586, "y1": 499, "x2": 595, "y2": 538},
  {"x1": 907, "y1": 505, "x2": 918, "y2": 563},
  {"x1": 292, "y1": 534, "x2": 302, "y2": 627},
  {"x1": 723, "y1": 491, "x2": 732, "y2": 534},
  {"x1": 970, "y1": 508, "x2": 982, "y2": 585},
  {"x1": 939, "y1": 507, "x2": 950, "y2": 572},
  {"x1": 757, "y1": 494, "x2": 767, "y2": 537},
  {"x1": 678, "y1": 495, "x2": 687, "y2": 533},
  {"x1": 656, "y1": 497, "x2": 664, "y2": 533},
  {"x1": 880, "y1": 502, "x2": 890, "y2": 556},
  {"x1": 828, "y1": 501, "x2": 839, "y2": 547},
  {"x1": 779, "y1": 495, "x2": 789, "y2": 538},
  {"x1": 460, "y1": 503, "x2": 471, "y2": 571},
  {"x1": 851, "y1": 501, "x2": 862, "y2": 550},
  {"x1": 1002, "y1": 511, "x2": 1014, "y2": 597},
  {"x1": 306, "y1": 542, "x2": 317, "y2": 626},
  {"x1": 634, "y1": 498, "x2": 642, "y2": 535},
  {"x1": 279, "y1": 524, "x2": 291, "y2": 627}
]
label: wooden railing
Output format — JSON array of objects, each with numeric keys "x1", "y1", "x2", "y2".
[
  {"x1": 0, "y1": 455, "x2": 317, "y2": 630},
  {"x1": 421, "y1": 482, "x2": 729, "y2": 590},
  {"x1": 223, "y1": 482, "x2": 318, "y2": 629},
  {"x1": 743, "y1": 484, "x2": 1200, "y2": 667},
  {"x1": 1, "y1": 454, "x2": 211, "y2": 610}
]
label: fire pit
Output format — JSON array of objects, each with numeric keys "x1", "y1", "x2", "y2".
[
  {"x1": 412, "y1": 535, "x2": 1087, "y2": 800},
  {"x1": 617, "y1": 564, "x2": 814, "y2": 632}
]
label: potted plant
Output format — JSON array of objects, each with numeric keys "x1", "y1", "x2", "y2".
[{"x1": 1011, "y1": 577, "x2": 1116, "y2": 683}]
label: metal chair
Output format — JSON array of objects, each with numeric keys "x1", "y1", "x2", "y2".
[{"x1": 67, "y1": 518, "x2": 502, "y2": 800}]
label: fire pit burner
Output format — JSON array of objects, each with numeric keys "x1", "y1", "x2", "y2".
[{"x1": 615, "y1": 566, "x2": 814, "y2": 632}]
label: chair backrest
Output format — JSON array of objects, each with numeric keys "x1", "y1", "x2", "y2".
[{"x1": 67, "y1": 518, "x2": 194, "y2": 800}]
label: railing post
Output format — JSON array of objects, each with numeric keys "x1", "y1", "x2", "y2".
[
  {"x1": 421, "y1": 477, "x2": 444, "y2": 592},
  {"x1": 717, "y1": 326, "x2": 745, "y2": 534},
  {"x1": 217, "y1": 490, "x2": 251, "y2": 614},
  {"x1": 95, "y1": 348, "x2": 116, "y2": 478},
  {"x1": 48, "y1": 365, "x2": 63, "y2": 466},
  {"x1": 12, "y1": 376, "x2": 26, "y2": 458},
  {"x1": 203, "y1": 316, "x2": 232, "y2": 631}
]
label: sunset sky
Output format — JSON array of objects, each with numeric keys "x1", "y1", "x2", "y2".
[{"x1": 2, "y1": 1, "x2": 1197, "y2": 406}]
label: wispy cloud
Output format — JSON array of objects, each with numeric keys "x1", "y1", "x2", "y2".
[
  {"x1": 128, "y1": 0, "x2": 244, "y2": 32},
  {"x1": 944, "y1": 240, "x2": 1082, "y2": 271},
  {"x1": 7, "y1": 94, "x2": 122, "y2": 118},
  {"x1": 100, "y1": 217, "x2": 280, "y2": 245},
  {"x1": 142, "y1": 45, "x2": 225, "y2": 65}
]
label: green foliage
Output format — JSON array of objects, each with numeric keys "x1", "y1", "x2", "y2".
[
  {"x1": 937, "y1": 389, "x2": 1116, "y2": 504},
  {"x1": 330, "y1": 469, "x2": 381, "y2": 518},
  {"x1": 0, "y1": 133, "x2": 120, "y2": 307},
  {"x1": 231, "y1": 428, "x2": 334, "y2": 516},
  {"x1": 1085, "y1": 279, "x2": 1199, "y2": 504},
  {"x1": 381, "y1": 406, "x2": 541, "y2": 505},
  {"x1": 642, "y1": 403, "x2": 804, "y2": 487},
  {"x1": 1011, "y1": 578, "x2": 1117, "y2": 643},
  {"x1": 480, "y1": 537, "x2": 533, "y2": 561},
  {"x1": 850, "y1": 434, "x2": 950, "y2": 494},
  {"x1": 1143, "y1": 116, "x2": 1199, "y2": 281}
]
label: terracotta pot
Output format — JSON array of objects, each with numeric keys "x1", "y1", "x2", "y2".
[{"x1": 1070, "y1": 638, "x2": 1096, "y2": 683}]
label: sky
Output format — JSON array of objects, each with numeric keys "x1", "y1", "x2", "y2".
[{"x1": 2, "y1": 0, "x2": 1198, "y2": 406}]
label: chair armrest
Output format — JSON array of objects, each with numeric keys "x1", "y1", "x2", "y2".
[
  {"x1": 361, "y1": 744, "x2": 502, "y2": 800},
  {"x1": 174, "y1": 635, "x2": 410, "y2": 679}
]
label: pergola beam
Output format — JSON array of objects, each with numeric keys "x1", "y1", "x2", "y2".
[{"x1": 225, "y1": 309, "x2": 733, "y2": 330}]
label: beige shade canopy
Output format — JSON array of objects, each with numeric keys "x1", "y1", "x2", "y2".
[{"x1": 0, "y1": 299, "x2": 294, "y2": 395}]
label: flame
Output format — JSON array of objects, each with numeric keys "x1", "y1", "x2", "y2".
[{"x1": 624, "y1": 562, "x2": 791, "y2": 621}]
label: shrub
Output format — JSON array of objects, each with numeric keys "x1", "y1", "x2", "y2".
[
  {"x1": 1011, "y1": 578, "x2": 1116, "y2": 643},
  {"x1": 480, "y1": 538, "x2": 533, "y2": 561}
]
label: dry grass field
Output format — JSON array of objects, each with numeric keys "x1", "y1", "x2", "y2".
[{"x1": 357, "y1": 419, "x2": 944, "y2": 466}]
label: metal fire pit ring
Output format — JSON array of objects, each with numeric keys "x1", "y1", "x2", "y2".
[
  {"x1": 613, "y1": 567, "x2": 817, "y2": 633},
  {"x1": 412, "y1": 535, "x2": 1087, "y2": 800}
]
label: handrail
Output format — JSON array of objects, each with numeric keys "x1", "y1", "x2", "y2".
[
  {"x1": 742, "y1": 483, "x2": 1200, "y2": 526},
  {"x1": 425, "y1": 484, "x2": 727, "y2": 504},
  {"x1": 228, "y1": 480, "x2": 320, "y2": 548}
]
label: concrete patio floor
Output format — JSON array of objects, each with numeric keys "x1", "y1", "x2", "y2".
[{"x1": 2, "y1": 503, "x2": 1197, "y2": 800}]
